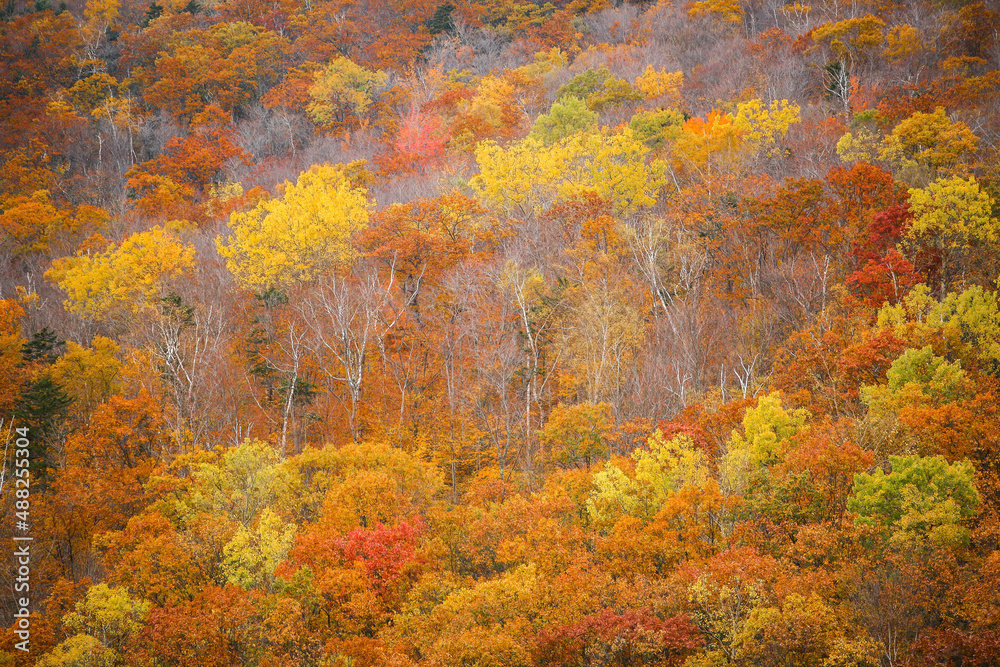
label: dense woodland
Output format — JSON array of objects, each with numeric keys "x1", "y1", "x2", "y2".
[{"x1": 2, "y1": 0, "x2": 1000, "y2": 664}]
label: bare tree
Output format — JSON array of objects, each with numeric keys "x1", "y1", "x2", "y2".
[{"x1": 300, "y1": 259, "x2": 414, "y2": 442}]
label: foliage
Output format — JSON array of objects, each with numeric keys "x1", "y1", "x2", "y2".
[
  {"x1": 733, "y1": 98, "x2": 801, "y2": 154},
  {"x1": 907, "y1": 175, "x2": 996, "y2": 249},
  {"x1": 539, "y1": 401, "x2": 613, "y2": 469},
  {"x1": 882, "y1": 107, "x2": 979, "y2": 174},
  {"x1": 634, "y1": 65, "x2": 684, "y2": 104},
  {"x1": 216, "y1": 163, "x2": 371, "y2": 290},
  {"x1": 46, "y1": 227, "x2": 196, "y2": 320},
  {"x1": 629, "y1": 109, "x2": 685, "y2": 149},
  {"x1": 634, "y1": 430, "x2": 713, "y2": 505},
  {"x1": 528, "y1": 95, "x2": 597, "y2": 145},
  {"x1": 556, "y1": 66, "x2": 641, "y2": 111},
  {"x1": 721, "y1": 393, "x2": 810, "y2": 496},
  {"x1": 862, "y1": 346, "x2": 969, "y2": 415},
  {"x1": 307, "y1": 56, "x2": 388, "y2": 131},
  {"x1": 471, "y1": 129, "x2": 666, "y2": 217},
  {"x1": 849, "y1": 454, "x2": 980, "y2": 548},
  {"x1": 878, "y1": 284, "x2": 1000, "y2": 368},
  {"x1": 7, "y1": 2, "x2": 1000, "y2": 665}
]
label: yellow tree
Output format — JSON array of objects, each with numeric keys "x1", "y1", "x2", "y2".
[
  {"x1": 538, "y1": 401, "x2": 614, "y2": 470},
  {"x1": 733, "y1": 98, "x2": 801, "y2": 156},
  {"x1": 881, "y1": 107, "x2": 979, "y2": 182},
  {"x1": 634, "y1": 65, "x2": 684, "y2": 106},
  {"x1": 906, "y1": 175, "x2": 996, "y2": 296},
  {"x1": 307, "y1": 56, "x2": 387, "y2": 133},
  {"x1": 810, "y1": 14, "x2": 886, "y2": 112},
  {"x1": 556, "y1": 259, "x2": 647, "y2": 405},
  {"x1": 216, "y1": 163, "x2": 372, "y2": 291},
  {"x1": 45, "y1": 227, "x2": 196, "y2": 321},
  {"x1": 471, "y1": 128, "x2": 665, "y2": 219},
  {"x1": 688, "y1": 0, "x2": 743, "y2": 25}
]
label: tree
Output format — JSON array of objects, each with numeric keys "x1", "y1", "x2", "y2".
[
  {"x1": 555, "y1": 259, "x2": 647, "y2": 405},
  {"x1": 539, "y1": 401, "x2": 613, "y2": 470},
  {"x1": 849, "y1": 454, "x2": 980, "y2": 549},
  {"x1": 845, "y1": 204, "x2": 921, "y2": 310},
  {"x1": 45, "y1": 227, "x2": 196, "y2": 321},
  {"x1": 48, "y1": 337, "x2": 121, "y2": 417},
  {"x1": 216, "y1": 163, "x2": 372, "y2": 291},
  {"x1": 299, "y1": 266, "x2": 408, "y2": 442},
  {"x1": 862, "y1": 346, "x2": 970, "y2": 417},
  {"x1": 906, "y1": 175, "x2": 996, "y2": 297},
  {"x1": 528, "y1": 95, "x2": 597, "y2": 145},
  {"x1": 882, "y1": 107, "x2": 978, "y2": 179},
  {"x1": 734, "y1": 592, "x2": 873, "y2": 667},
  {"x1": 635, "y1": 65, "x2": 684, "y2": 105},
  {"x1": 278, "y1": 441, "x2": 441, "y2": 530},
  {"x1": 307, "y1": 56, "x2": 387, "y2": 133},
  {"x1": 175, "y1": 439, "x2": 283, "y2": 528},
  {"x1": 389, "y1": 564, "x2": 539, "y2": 667},
  {"x1": 36, "y1": 584, "x2": 150, "y2": 667},
  {"x1": 0, "y1": 299, "x2": 26, "y2": 416},
  {"x1": 682, "y1": 547, "x2": 780, "y2": 665},
  {"x1": 127, "y1": 105, "x2": 249, "y2": 219},
  {"x1": 13, "y1": 374, "x2": 74, "y2": 484},
  {"x1": 471, "y1": 129, "x2": 666, "y2": 219},
  {"x1": 556, "y1": 66, "x2": 641, "y2": 111},
  {"x1": 126, "y1": 585, "x2": 266, "y2": 666},
  {"x1": 671, "y1": 111, "x2": 745, "y2": 182},
  {"x1": 0, "y1": 190, "x2": 93, "y2": 258},
  {"x1": 43, "y1": 390, "x2": 168, "y2": 578},
  {"x1": 809, "y1": 15, "x2": 886, "y2": 113},
  {"x1": 394, "y1": 109, "x2": 450, "y2": 169},
  {"x1": 688, "y1": 0, "x2": 742, "y2": 25},
  {"x1": 221, "y1": 507, "x2": 296, "y2": 593},
  {"x1": 721, "y1": 392, "x2": 810, "y2": 497},
  {"x1": 733, "y1": 98, "x2": 801, "y2": 156},
  {"x1": 534, "y1": 609, "x2": 702, "y2": 667},
  {"x1": 629, "y1": 109, "x2": 685, "y2": 149},
  {"x1": 878, "y1": 284, "x2": 1000, "y2": 373},
  {"x1": 634, "y1": 430, "x2": 713, "y2": 508}
]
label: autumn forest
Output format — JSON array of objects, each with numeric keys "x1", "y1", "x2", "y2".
[{"x1": 1, "y1": 0, "x2": 1000, "y2": 664}]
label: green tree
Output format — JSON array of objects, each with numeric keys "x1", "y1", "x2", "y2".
[
  {"x1": 556, "y1": 66, "x2": 641, "y2": 111},
  {"x1": 13, "y1": 374, "x2": 74, "y2": 484},
  {"x1": 21, "y1": 327, "x2": 65, "y2": 364},
  {"x1": 848, "y1": 454, "x2": 980, "y2": 549},
  {"x1": 629, "y1": 109, "x2": 684, "y2": 149},
  {"x1": 528, "y1": 95, "x2": 597, "y2": 145}
]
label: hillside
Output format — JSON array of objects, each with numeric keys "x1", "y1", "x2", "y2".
[{"x1": 2, "y1": 0, "x2": 1000, "y2": 665}]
